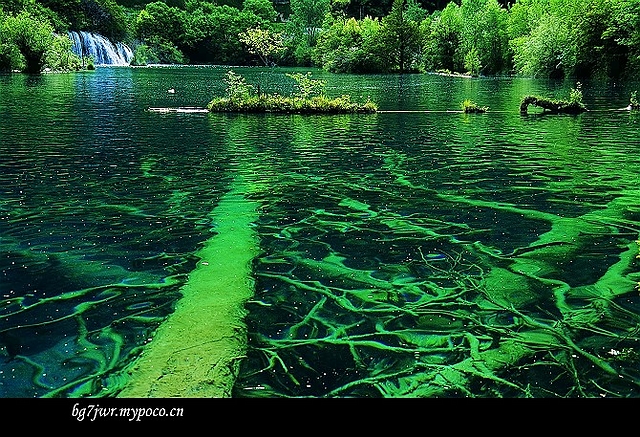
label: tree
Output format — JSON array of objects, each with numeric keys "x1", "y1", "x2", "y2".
[
  {"x1": 567, "y1": 0, "x2": 615, "y2": 78},
  {"x1": 181, "y1": 2, "x2": 262, "y2": 64},
  {"x1": 422, "y1": 1, "x2": 461, "y2": 72},
  {"x1": 135, "y1": 2, "x2": 184, "y2": 43},
  {"x1": 0, "y1": 9, "x2": 20, "y2": 71},
  {"x1": 3, "y1": 11, "x2": 55, "y2": 73},
  {"x1": 315, "y1": 15, "x2": 385, "y2": 72},
  {"x1": 223, "y1": 69, "x2": 254, "y2": 101},
  {"x1": 242, "y1": 0, "x2": 277, "y2": 23},
  {"x1": 377, "y1": 0, "x2": 423, "y2": 73},
  {"x1": 79, "y1": 0, "x2": 129, "y2": 41},
  {"x1": 603, "y1": 0, "x2": 640, "y2": 76},
  {"x1": 286, "y1": 71, "x2": 326, "y2": 98},
  {"x1": 286, "y1": 0, "x2": 331, "y2": 65},
  {"x1": 134, "y1": 1, "x2": 188, "y2": 62},
  {"x1": 44, "y1": 32, "x2": 83, "y2": 71},
  {"x1": 239, "y1": 26, "x2": 284, "y2": 65},
  {"x1": 38, "y1": 0, "x2": 86, "y2": 29},
  {"x1": 455, "y1": 0, "x2": 510, "y2": 75},
  {"x1": 510, "y1": 12, "x2": 577, "y2": 78},
  {"x1": 463, "y1": 45, "x2": 481, "y2": 75}
]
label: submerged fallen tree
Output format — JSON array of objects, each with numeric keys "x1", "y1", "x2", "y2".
[{"x1": 118, "y1": 178, "x2": 260, "y2": 398}]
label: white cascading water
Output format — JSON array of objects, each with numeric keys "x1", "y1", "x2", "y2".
[{"x1": 68, "y1": 31, "x2": 133, "y2": 66}]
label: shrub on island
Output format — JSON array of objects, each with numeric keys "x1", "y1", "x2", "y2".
[{"x1": 461, "y1": 99, "x2": 488, "y2": 113}]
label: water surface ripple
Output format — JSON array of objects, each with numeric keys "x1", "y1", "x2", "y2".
[{"x1": 1, "y1": 68, "x2": 639, "y2": 398}]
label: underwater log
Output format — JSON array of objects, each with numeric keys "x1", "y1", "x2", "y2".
[{"x1": 117, "y1": 178, "x2": 260, "y2": 397}]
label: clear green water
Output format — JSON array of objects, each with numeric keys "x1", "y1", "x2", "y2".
[{"x1": 1, "y1": 66, "x2": 640, "y2": 397}]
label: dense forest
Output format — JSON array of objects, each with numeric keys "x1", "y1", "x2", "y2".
[{"x1": 0, "y1": 0, "x2": 639, "y2": 78}]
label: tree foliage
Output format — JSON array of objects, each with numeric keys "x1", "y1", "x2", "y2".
[
  {"x1": 239, "y1": 26, "x2": 284, "y2": 66},
  {"x1": 511, "y1": 13, "x2": 576, "y2": 78},
  {"x1": 2, "y1": 11, "x2": 55, "y2": 73},
  {"x1": 1, "y1": 0, "x2": 639, "y2": 78},
  {"x1": 421, "y1": 1, "x2": 460, "y2": 72},
  {"x1": 314, "y1": 15, "x2": 383, "y2": 72},
  {"x1": 604, "y1": 0, "x2": 640, "y2": 76},
  {"x1": 507, "y1": 0, "x2": 640, "y2": 78},
  {"x1": 38, "y1": 0, "x2": 128, "y2": 39},
  {"x1": 285, "y1": 0, "x2": 331, "y2": 65},
  {"x1": 286, "y1": 71, "x2": 326, "y2": 98},
  {"x1": 242, "y1": 0, "x2": 277, "y2": 23},
  {"x1": 377, "y1": 0, "x2": 422, "y2": 72}
]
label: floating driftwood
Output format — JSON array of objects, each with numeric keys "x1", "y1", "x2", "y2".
[
  {"x1": 432, "y1": 70, "x2": 473, "y2": 79},
  {"x1": 520, "y1": 96, "x2": 587, "y2": 114},
  {"x1": 148, "y1": 107, "x2": 209, "y2": 113}
]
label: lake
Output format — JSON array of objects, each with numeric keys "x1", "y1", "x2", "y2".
[{"x1": 1, "y1": 66, "x2": 640, "y2": 398}]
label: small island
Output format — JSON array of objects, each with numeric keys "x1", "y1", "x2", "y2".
[{"x1": 207, "y1": 71, "x2": 378, "y2": 114}]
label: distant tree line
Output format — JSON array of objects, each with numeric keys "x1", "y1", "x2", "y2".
[
  {"x1": 0, "y1": 0, "x2": 639, "y2": 79},
  {"x1": 313, "y1": 0, "x2": 640, "y2": 78}
]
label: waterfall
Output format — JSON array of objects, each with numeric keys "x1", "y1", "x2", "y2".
[{"x1": 68, "y1": 31, "x2": 133, "y2": 66}]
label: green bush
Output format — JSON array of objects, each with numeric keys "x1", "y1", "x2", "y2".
[
  {"x1": 130, "y1": 43, "x2": 159, "y2": 66},
  {"x1": 44, "y1": 33, "x2": 83, "y2": 71},
  {"x1": 130, "y1": 37, "x2": 186, "y2": 65},
  {"x1": 223, "y1": 70, "x2": 255, "y2": 101},
  {"x1": 286, "y1": 71, "x2": 326, "y2": 99},
  {"x1": 461, "y1": 99, "x2": 488, "y2": 113},
  {"x1": 2, "y1": 11, "x2": 55, "y2": 73},
  {"x1": 568, "y1": 82, "x2": 584, "y2": 105}
]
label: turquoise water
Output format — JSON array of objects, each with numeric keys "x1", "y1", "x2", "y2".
[{"x1": 1, "y1": 66, "x2": 640, "y2": 397}]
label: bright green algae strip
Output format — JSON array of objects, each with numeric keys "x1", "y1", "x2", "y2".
[{"x1": 118, "y1": 178, "x2": 259, "y2": 397}]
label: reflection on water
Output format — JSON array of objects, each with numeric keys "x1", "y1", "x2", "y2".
[{"x1": 1, "y1": 67, "x2": 640, "y2": 397}]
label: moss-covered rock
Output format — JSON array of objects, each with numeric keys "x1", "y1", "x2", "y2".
[{"x1": 519, "y1": 95, "x2": 587, "y2": 114}]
